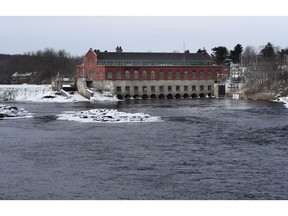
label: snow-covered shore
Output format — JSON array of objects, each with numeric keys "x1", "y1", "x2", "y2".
[
  {"x1": 274, "y1": 97, "x2": 288, "y2": 108},
  {"x1": 0, "y1": 104, "x2": 33, "y2": 119},
  {"x1": 57, "y1": 109, "x2": 161, "y2": 123},
  {"x1": 0, "y1": 84, "x2": 88, "y2": 102},
  {"x1": 0, "y1": 84, "x2": 86, "y2": 102}
]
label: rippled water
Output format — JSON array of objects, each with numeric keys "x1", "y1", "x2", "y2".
[{"x1": 1, "y1": 98, "x2": 288, "y2": 200}]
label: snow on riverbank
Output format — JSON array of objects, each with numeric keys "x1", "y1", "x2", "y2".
[
  {"x1": 0, "y1": 104, "x2": 33, "y2": 119},
  {"x1": 90, "y1": 91, "x2": 119, "y2": 102},
  {"x1": 57, "y1": 109, "x2": 161, "y2": 123},
  {"x1": 0, "y1": 84, "x2": 88, "y2": 102},
  {"x1": 274, "y1": 97, "x2": 288, "y2": 108}
]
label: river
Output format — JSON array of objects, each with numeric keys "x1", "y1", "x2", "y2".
[{"x1": 0, "y1": 98, "x2": 288, "y2": 199}]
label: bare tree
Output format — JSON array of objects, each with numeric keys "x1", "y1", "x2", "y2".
[
  {"x1": 244, "y1": 43, "x2": 287, "y2": 95},
  {"x1": 242, "y1": 45, "x2": 257, "y2": 67}
]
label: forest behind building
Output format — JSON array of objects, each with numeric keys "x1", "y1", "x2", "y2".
[
  {"x1": 0, "y1": 48, "x2": 83, "y2": 84},
  {"x1": 1, "y1": 44, "x2": 288, "y2": 97}
]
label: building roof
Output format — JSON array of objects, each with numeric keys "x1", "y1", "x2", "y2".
[{"x1": 95, "y1": 51, "x2": 212, "y2": 62}]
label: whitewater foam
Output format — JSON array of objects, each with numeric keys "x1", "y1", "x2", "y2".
[{"x1": 90, "y1": 91, "x2": 119, "y2": 102}]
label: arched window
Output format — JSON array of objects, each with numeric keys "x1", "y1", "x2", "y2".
[
  {"x1": 184, "y1": 71, "x2": 188, "y2": 80},
  {"x1": 117, "y1": 71, "x2": 122, "y2": 80},
  {"x1": 159, "y1": 71, "x2": 164, "y2": 80},
  {"x1": 207, "y1": 71, "x2": 212, "y2": 79},
  {"x1": 125, "y1": 70, "x2": 130, "y2": 80},
  {"x1": 107, "y1": 71, "x2": 113, "y2": 80},
  {"x1": 89, "y1": 71, "x2": 93, "y2": 80},
  {"x1": 134, "y1": 71, "x2": 138, "y2": 80},
  {"x1": 151, "y1": 71, "x2": 155, "y2": 80},
  {"x1": 168, "y1": 71, "x2": 173, "y2": 80},
  {"x1": 88, "y1": 58, "x2": 92, "y2": 66},
  {"x1": 142, "y1": 71, "x2": 147, "y2": 80},
  {"x1": 200, "y1": 70, "x2": 205, "y2": 79},
  {"x1": 176, "y1": 70, "x2": 180, "y2": 80},
  {"x1": 192, "y1": 71, "x2": 196, "y2": 79}
]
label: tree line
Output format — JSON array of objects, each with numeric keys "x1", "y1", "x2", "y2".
[
  {"x1": 1, "y1": 45, "x2": 288, "y2": 95},
  {"x1": 0, "y1": 48, "x2": 83, "y2": 84},
  {"x1": 211, "y1": 42, "x2": 288, "y2": 95}
]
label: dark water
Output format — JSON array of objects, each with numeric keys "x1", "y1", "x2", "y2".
[{"x1": 1, "y1": 98, "x2": 288, "y2": 200}]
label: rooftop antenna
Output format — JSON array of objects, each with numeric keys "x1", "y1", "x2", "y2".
[
  {"x1": 183, "y1": 41, "x2": 185, "y2": 52},
  {"x1": 183, "y1": 41, "x2": 186, "y2": 62}
]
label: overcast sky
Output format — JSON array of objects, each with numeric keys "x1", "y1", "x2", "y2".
[{"x1": 1, "y1": 16, "x2": 288, "y2": 56}]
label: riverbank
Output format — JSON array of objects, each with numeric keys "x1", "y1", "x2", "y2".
[
  {"x1": 227, "y1": 91, "x2": 288, "y2": 108},
  {"x1": 237, "y1": 92, "x2": 277, "y2": 101}
]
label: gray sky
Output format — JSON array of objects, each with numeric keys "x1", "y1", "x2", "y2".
[{"x1": 1, "y1": 16, "x2": 288, "y2": 56}]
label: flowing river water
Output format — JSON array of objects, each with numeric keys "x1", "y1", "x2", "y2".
[{"x1": 1, "y1": 98, "x2": 288, "y2": 199}]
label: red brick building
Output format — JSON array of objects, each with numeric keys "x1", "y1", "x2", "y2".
[{"x1": 76, "y1": 48, "x2": 229, "y2": 99}]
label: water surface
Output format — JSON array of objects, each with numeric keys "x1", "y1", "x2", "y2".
[{"x1": 1, "y1": 98, "x2": 288, "y2": 199}]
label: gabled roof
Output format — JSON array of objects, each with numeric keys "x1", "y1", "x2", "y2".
[
  {"x1": 94, "y1": 51, "x2": 212, "y2": 62},
  {"x1": 86, "y1": 48, "x2": 97, "y2": 57}
]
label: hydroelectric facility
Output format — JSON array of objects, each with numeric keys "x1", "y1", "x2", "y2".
[{"x1": 76, "y1": 48, "x2": 230, "y2": 99}]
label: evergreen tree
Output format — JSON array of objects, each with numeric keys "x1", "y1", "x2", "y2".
[
  {"x1": 211, "y1": 46, "x2": 229, "y2": 65},
  {"x1": 260, "y1": 42, "x2": 275, "y2": 61},
  {"x1": 229, "y1": 44, "x2": 243, "y2": 64}
]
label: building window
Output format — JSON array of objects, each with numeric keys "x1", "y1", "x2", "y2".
[
  {"x1": 208, "y1": 71, "x2": 212, "y2": 79},
  {"x1": 176, "y1": 86, "x2": 180, "y2": 91},
  {"x1": 159, "y1": 71, "x2": 164, "y2": 80},
  {"x1": 200, "y1": 70, "x2": 205, "y2": 79},
  {"x1": 143, "y1": 86, "x2": 147, "y2": 93},
  {"x1": 176, "y1": 71, "x2": 180, "y2": 80},
  {"x1": 151, "y1": 86, "x2": 155, "y2": 92},
  {"x1": 134, "y1": 86, "x2": 139, "y2": 93},
  {"x1": 125, "y1": 86, "x2": 130, "y2": 93},
  {"x1": 159, "y1": 86, "x2": 164, "y2": 92},
  {"x1": 116, "y1": 86, "x2": 121, "y2": 92},
  {"x1": 208, "y1": 85, "x2": 212, "y2": 91},
  {"x1": 89, "y1": 58, "x2": 92, "y2": 66},
  {"x1": 125, "y1": 70, "x2": 130, "y2": 80},
  {"x1": 168, "y1": 86, "x2": 172, "y2": 92},
  {"x1": 192, "y1": 71, "x2": 196, "y2": 79},
  {"x1": 200, "y1": 85, "x2": 204, "y2": 91},
  {"x1": 184, "y1": 85, "x2": 188, "y2": 91},
  {"x1": 142, "y1": 71, "x2": 147, "y2": 80},
  {"x1": 89, "y1": 71, "x2": 93, "y2": 80},
  {"x1": 134, "y1": 71, "x2": 138, "y2": 80},
  {"x1": 107, "y1": 71, "x2": 113, "y2": 80},
  {"x1": 192, "y1": 85, "x2": 196, "y2": 91},
  {"x1": 184, "y1": 71, "x2": 188, "y2": 80},
  {"x1": 151, "y1": 71, "x2": 155, "y2": 80},
  {"x1": 168, "y1": 71, "x2": 173, "y2": 80},
  {"x1": 100, "y1": 71, "x2": 103, "y2": 80},
  {"x1": 117, "y1": 71, "x2": 121, "y2": 80}
]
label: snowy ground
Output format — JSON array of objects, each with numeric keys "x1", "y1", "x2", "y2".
[
  {"x1": 57, "y1": 108, "x2": 161, "y2": 123},
  {"x1": 0, "y1": 104, "x2": 33, "y2": 119},
  {"x1": 0, "y1": 84, "x2": 101, "y2": 102},
  {"x1": 274, "y1": 97, "x2": 288, "y2": 108},
  {"x1": 90, "y1": 91, "x2": 119, "y2": 102},
  {"x1": 0, "y1": 85, "x2": 160, "y2": 123}
]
